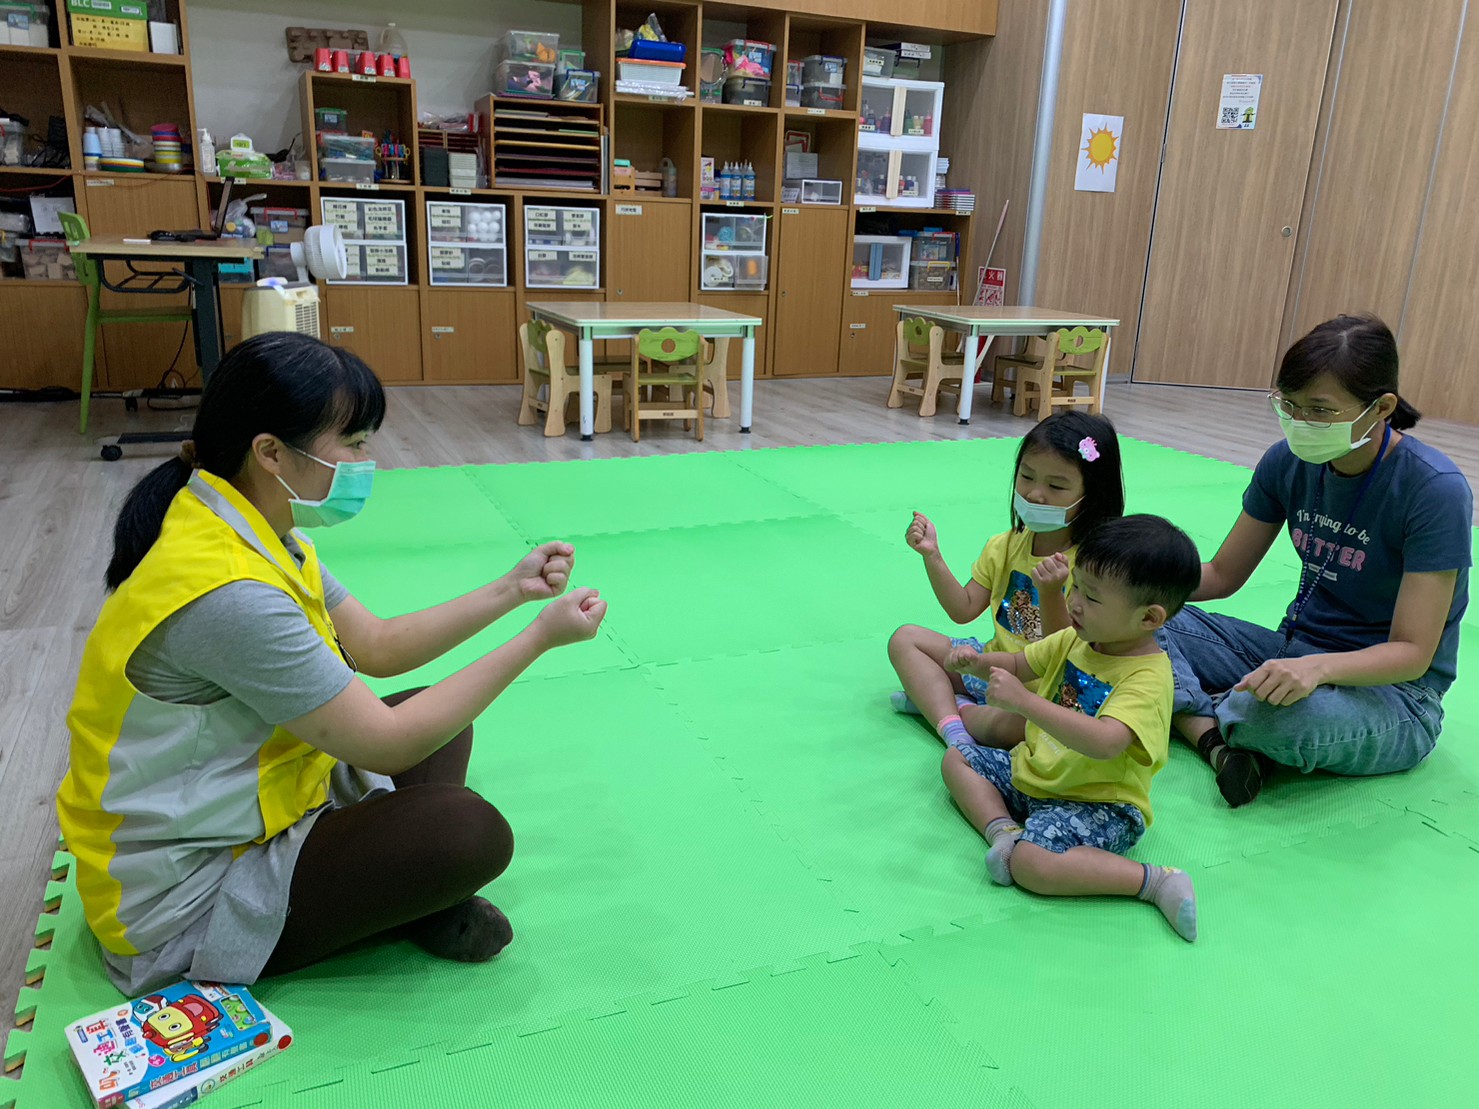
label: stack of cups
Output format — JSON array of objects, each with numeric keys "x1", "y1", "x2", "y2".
[
  {"x1": 82, "y1": 129, "x2": 101, "y2": 172},
  {"x1": 87, "y1": 126, "x2": 126, "y2": 160},
  {"x1": 151, "y1": 124, "x2": 184, "y2": 172}
]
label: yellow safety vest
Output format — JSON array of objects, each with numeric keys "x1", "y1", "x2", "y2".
[{"x1": 57, "y1": 471, "x2": 342, "y2": 956}]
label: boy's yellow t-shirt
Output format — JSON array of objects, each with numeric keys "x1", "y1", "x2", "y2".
[
  {"x1": 1012, "y1": 628, "x2": 1173, "y2": 823},
  {"x1": 970, "y1": 529, "x2": 1076, "y2": 653}
]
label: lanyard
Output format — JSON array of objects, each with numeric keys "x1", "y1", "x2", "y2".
[{"x1": 1283, "y1": 422, "x2": 1391, "y2": 647}]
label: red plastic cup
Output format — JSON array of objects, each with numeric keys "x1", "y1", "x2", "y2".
[
  {"x1": 378, "y1": 53, "x2": 395, "y2": 77},
  {"x1": 357, "y1": 51, "x2": 378, "y2": 75},
  {"x1": 396, "y1": 55, "x2": 411, "y2": 79},
  {"x1": 314, "y1": 47, "x2": 331, "y2": 71},
  {"x1": 332, "y1": 49, "x2": 349, "y2": 73}
]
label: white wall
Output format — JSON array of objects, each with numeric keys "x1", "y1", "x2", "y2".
[{"x1": 188, "y1": 0, "x2": 587, "y2": 153}]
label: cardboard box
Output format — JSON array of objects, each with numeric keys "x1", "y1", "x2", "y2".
[{"x1": 67, "y1": 0, "x2": 147, "y2": 51}]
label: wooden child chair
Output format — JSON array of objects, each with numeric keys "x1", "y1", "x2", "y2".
[
  {"x1": 886, "y1": 316, "x2": 966, "y2": 417},
  {"x1": 60, "y1": 212, "x2": 195, "y2": 435},
  {"x1": 517, "y1": 319, "x2": 617, "y2": 436},
  {"x1": 626, "y1": 327, "x2": 705, "y2": 442},
  {"x1": 991, "y1": 336, "x2": 1048, "y2": 408},
  {"x1": 1013, "y1": 327, "x2": 1108, "y2": 421},
  {"x1": 702, "y1": 336, "x2": 731, "y2": 418}
]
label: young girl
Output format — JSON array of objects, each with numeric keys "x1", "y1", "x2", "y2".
[{"x1": 887, "y1": 411, "x2": 1124, "y2": 750}]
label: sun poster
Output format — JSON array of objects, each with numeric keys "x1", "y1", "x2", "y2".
[{"x1": 1074, "y1": 113, "x2": 1122, "y2": 193}]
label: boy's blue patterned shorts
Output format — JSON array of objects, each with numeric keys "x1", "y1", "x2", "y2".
[
  {"x1": 949, "y1": 741, "x2": 1146, "y2": 854},
  {"x1": 949, "y1": 636, "x2": 992, "y2": 703}
]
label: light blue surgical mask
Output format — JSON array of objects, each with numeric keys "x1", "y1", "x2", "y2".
[
  {"x1": 277, "y1": 448, "x2": 374, "y2": 528},
  {"x1": 1014, "y1": 490, "x2": 1082, "y2": 533}
]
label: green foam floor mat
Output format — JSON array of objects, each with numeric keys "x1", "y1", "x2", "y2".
[{"x1": 8, "y1": 438, "x2": 1477, "y2": 1109}]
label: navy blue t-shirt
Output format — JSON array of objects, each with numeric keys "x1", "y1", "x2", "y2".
[{"x1": 1242, "y1": 434, "x2": 1473, "y2": 694}]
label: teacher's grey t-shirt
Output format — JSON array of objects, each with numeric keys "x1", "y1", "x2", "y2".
[{"x1": 1242, "y1": 435, "x2": 1472, "y2": 694}]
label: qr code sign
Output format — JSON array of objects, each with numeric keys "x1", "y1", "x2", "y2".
[{"x1": 1220, "y1": 106, "x2": 1240, "y2": 126}]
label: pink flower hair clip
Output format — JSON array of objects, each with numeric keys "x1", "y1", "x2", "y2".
[{"x1": 1078, "y1": 437, "x2": 1100, "y2": 462}]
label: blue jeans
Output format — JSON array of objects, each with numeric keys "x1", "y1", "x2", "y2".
[{"x1": 1156, "y1": 606, "x2": 1443, "y2": 776}]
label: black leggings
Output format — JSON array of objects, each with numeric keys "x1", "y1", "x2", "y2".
[{"x1": 260, "y1": 689, "x2": 514, "y2": 977}]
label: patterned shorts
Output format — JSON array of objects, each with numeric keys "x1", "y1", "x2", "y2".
[
  {"x1": 949, "y1": 741, "x2": 1146, "y2": 854},
  {"x1": 949, "y1": 636, "x2": 992, "y2": 704}
]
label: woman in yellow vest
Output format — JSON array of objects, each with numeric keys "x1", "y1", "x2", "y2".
[{"x1": 58, "y1": 332, "x2": 607, "y2": 995}]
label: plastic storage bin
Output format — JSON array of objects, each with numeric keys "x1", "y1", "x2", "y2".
[
  {"x1": 723, "y1": 76, "x2": 770, "y2": 105},
  {"x1": 724, "y1": 39, "x2": 775, "y2": 80},
  {"x1": 526, "y1": 248, "x2": 599, "y2": 288},
  {"x1": 495, "y1": 59, "x2": 555, "y2": 98},
  {"x1": 799, "y1": 178, "x2": 842, "y2": 205},
  {"x1": 320, "y1": 157, "x2": 375, "y2": 184},
  {"x1": 909, "y1": 260, "x2": 954, "y2": 291},
  {"x1": 800, "y1": 82, "x2": 845, "y2": 110},
  {"x1": 501, "y1": 30, "x2": 559, "y2": 63},
  {"x1": 909, "y1": 230, "x2": 956, "y2": 262},
  {"x1": 862, "y1": 47, "x2": 895, "y2": 78},
  {"x1": 319, "y1": 133, "x2": 375, "y2": 162},
  {"x1": 429, "y1": 244, "x2": 507, "y2": 286},
  {"x1": 851, "y1": 235, "x2": 911, "y2": 289},
  {"x1": 321, "y1": 196, "x2": 408, "y2": 284},
  {"x1": 701, "y1": 252, "x2": 767, "y2": 290},
  {"x1": 618, "y1": 58, "x2": 685, "y2": 85},
  {"x1": 801, "y1": 55, "x2": 847, "y2": 86},
  {"x1": 556, "y1": 69, "x2": 599, "y2": 101},
  {"x1": 19, "y1": 238, "x2": 73, "y2": 280},
  {"x1": 702, "y1": 211, "x2": 768, "y2": 252},
  {"x1": 629, "y1": 39, "x2": 685, "y2": 63}
]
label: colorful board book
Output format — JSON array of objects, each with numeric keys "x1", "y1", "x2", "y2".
[
  {"x1": 125, "y1": 1007, "x2": 293, "y2": 1109},
  {"x1": 66, "y1": 982, "x2": 273, "y2": 1108}
]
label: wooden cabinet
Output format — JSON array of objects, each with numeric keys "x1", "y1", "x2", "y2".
[
  {"x1": 421, "y1": 290, "x2": 518, "y2": 383},
  {"x1": 3, "y1": 285, "x2": 92, "y2": 392},
  {"x1": 79, "y1": 176, "x2": 201, "y2": 391},
  {"x1": 771, "y1": 206, "x2": 848, "y2": 377},
  {"x1": 606, "y1": 201, "x2": 692, "y2": 302},
  {"x1": 839, "y1": 291, "x2": 961, "y2": 378},
  {"x1": 698, "y1": 292, "x2": 771, "y2": 379},
  {"x1": 323, "y1": 286, "x2": 424, "y2": 383}
]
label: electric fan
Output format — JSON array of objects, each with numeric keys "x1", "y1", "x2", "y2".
[{"x1": 240, "y1": 224, "x2": 348, "y2": 341}]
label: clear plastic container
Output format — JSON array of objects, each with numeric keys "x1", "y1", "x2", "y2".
[
  {"x1": 526, "y1": 248, "x2": 599, "y2": 288},
  {"x1": 429, "y1": 243, "x2": 508, "y2": 286},
  {"x1": 426, "y1": 201, "x2": 506, "y2": 246},
  {"x1": 701, "y1": 252, "x2": 768, "y2": 290},
  {"x1": 359, "y1": 201, "x2": 405, "y2": 240},
  {"x1": 724, "y1": 39, "x2": 775, "y2": 80},
  {"x1": 702, "y1": 212, "x2": 768, "y2": 252},
  {"x1": 320, "y1": 157, "x2": 376, "y2": 184},
  {"x1": 318, "y1": 133, "x2": 376, "y2": 162},
  {"x1": 361, "y1": 243, "x2": 409, "y2": 284},
  {"x1": 320, "y1": 197, "x2": 365, "y2": 237},
  {"x1": 801, "y1": 55, "x2": 847, "y2": 87},
  {"x1": 851, "y1": 235, "x2": 911, "y2": 289},
  {"x1": 909, "y1": 260, "x2": 954, "y2": 291},
  {"x1": 618, "y1": 58, "x2": 685, "y2": 85},
  {"x1": 799, "y1": 179, "x2": 842, "y2": 205},
  {"x1": 501, "y1": 30, "x2": 560, "y2": 63},
  {"x1": 862, "y1": 47, "x2": 894, "y2": 78},
  {"x1": 723, "y1": 76, "x2": 770, "y2": 105},
  {"x1": 495, "y1": 59, "x2": 556, "y2": 98},
  {"x1": 910, "y1": 230, "x2": 956, "y2": 263},
  {"x1": 799, "y1": 82, "x2": 845, "y2": 110}
]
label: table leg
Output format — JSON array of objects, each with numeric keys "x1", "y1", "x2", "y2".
[
  {"x1": 578, "y1": 334, "x2": 595, "y2": 441},
  {"x1": 740, "y1": 329, "x2": 756, "y2": 433},
  {"x1": 957, "y1": 333, "x2": 980, "y2": 424},
  {"x1": 1098, "y1": 332, "x2": 1112, "y2": 411},
  {"x1": 190, "y1": 259, "x2": 224, "y2": 383}
]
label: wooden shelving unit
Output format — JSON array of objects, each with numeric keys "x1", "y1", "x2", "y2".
[{"x1": 1, "y1": 0, "x2": 981, "y2": 393}]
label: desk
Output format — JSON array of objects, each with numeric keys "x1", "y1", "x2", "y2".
[
  {"x1": 891, "y1": 306, "x2": 1121, "y2": 424},
  {"x1": 526, "y1": 302, "x2": 762, "y2": 440},
  {"x1": 72, "y1": 235, "x2": 264, "y2": 384}
]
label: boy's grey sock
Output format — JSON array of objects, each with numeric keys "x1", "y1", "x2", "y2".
[
  {"x1": 984, "y1": 817, "x2": 1024, "y2": 887},
  {"x1": 1137, "y1": 865, "x2": 1197, "y2": 941}
]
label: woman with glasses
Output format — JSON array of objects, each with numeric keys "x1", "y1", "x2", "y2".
[{"x1": 1158, "y1": 314, "x2": 1471, "y2": 806}]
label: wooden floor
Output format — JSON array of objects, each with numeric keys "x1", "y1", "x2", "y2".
[{"x1": 2, "y1": 376, "x2": 1476, "y2": 1032}]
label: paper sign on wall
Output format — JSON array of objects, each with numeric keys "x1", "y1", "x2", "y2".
[
  {"x1": 1074, "y1": 114, "x2": 1122, "y2": 193},
  {"x1": 1218, "y1": 74, "x2": 1263, "y2": 129},
  {"x1": 974, "y1": 266, "x2": 1006, "y2": 307}
]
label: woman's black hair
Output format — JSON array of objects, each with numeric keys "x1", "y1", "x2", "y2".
[
  {"x1": 1011, "y1": 411, "x2": 1125, "y2": 544},
  {"x1": 105, "y1": 332, "x2": 386, "y2": 591},
  {"x1": 1276, "y1": 313, "x2": 1420, "y2": 430}
]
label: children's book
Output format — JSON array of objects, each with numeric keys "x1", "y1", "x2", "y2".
[
  {"x1": 125, "y1": 1007, "x2": 293, "y2": 1109},
  {"x1": 66, "y1": 981, "x2": 273, "y2": 1108}
]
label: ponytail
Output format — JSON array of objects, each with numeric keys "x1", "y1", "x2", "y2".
[
  {"x1": 1390, "y1": 395, "x2": 1421, "y2": 431},
  {"x1": 102, "y1": 332, "x2": 386, "y2": 591},
  {"x1": 106, "y1": 457, "x2": 194, "y2": 590}
]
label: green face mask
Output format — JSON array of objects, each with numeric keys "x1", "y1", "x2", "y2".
[{"x1": 276, "y1": 449, "x2": 375, "y2": 528}]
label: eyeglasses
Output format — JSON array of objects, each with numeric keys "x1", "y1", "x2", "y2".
[{"x1": 1267, "y1": 393, "x2": 1371, "y2": 429}]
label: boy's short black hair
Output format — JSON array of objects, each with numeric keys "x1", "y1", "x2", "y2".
[{"x1": 1074, "y1": 515, "x2": 1201, "y2": 617}]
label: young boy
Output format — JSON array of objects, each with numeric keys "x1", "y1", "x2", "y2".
[{"x1": 940, "y1": 514, "x2": 1203, "y2": 941}]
